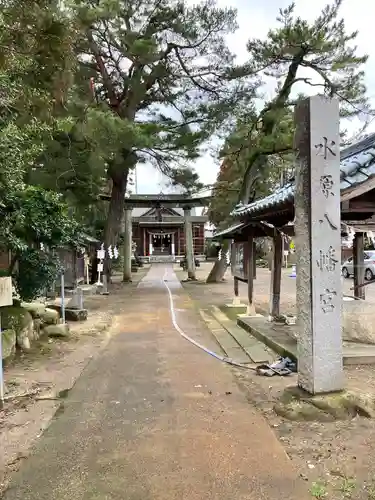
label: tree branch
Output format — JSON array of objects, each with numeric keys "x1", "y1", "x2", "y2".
[{"x1": 86, "y1": 30, "x2": 120, "y2": 111}]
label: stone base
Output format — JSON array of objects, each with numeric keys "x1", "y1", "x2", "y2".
[
  {"x1": 274, "y1": 385, "x2": 375, "y2": 421},
  {"x1": 238, "y1": 304, "x2": 263, "y2": 318},
  {"x1": 65, "y1": 308, "x2": 88, "y2": 321},
  {"x1": 225, "y1": 300, "x2": 246, "y2": 308},
  {"x1": 48, "y1": 305, "x2": 88, "y2": 321}
]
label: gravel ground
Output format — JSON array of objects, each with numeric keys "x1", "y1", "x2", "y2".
[{"x1": 179, "y1": 262, "x2": 375, "y2": 500}]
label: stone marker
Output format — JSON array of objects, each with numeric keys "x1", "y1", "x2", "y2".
[
  {"x1": 66, "y1": 288, "x2": 84, "y2": 309},
  {"x1": 294, "y1": 95, "x2": 343, "y2": 394}
]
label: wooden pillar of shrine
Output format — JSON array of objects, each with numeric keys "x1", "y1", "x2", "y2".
[
  {"x1": 269, "y1": 231, "x2": 283, "y2": 319},
  {"x1": 246, "y1": 230, "x2": 256, "y2": 315},
  {"x1": 353, "y1": 232, "x2": 365, "y2": 300}
]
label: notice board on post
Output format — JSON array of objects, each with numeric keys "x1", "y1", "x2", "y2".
[{"x1": 231, "y1": 242, "x2": 249, "y2": 282}]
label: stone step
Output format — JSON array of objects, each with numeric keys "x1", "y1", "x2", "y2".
[
  {"x1": 210, "y1": 306, "x2": 272, "y2": 364},
  {"x1": 199, "y1": 309, "x2": 253, "y2": 364}
]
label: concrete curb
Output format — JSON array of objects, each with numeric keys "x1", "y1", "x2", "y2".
[{"x1": 237, "y1": 317, "x2": 297, "y2": 362}]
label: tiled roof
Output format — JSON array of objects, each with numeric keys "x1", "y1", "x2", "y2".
[
  {"x1": 233, "y1": 133, "x2": 375, "y2": 217},
  {"x1": 213, "y1": 222, "x2": 247, "y2": 239}
]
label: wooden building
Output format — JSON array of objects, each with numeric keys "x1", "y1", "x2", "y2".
[
  {"x1": 131, "y1": 205, "x2": 206, "y2": 260},
  {"x1": 214, "y1": 132, "x2": 375, "y2": 315}
]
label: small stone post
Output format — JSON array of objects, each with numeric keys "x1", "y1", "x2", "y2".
[
  {"x1": 123, "y1": 207, "x2": 132, "y2": 282},
  {"x1": 294, "y1": 95, "x2": 343, "y2": 394},
  {"x1": 184, "y1": 207, "x2": 196, "y2": 280}
]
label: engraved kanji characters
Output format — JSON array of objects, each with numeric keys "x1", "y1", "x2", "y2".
[
  {"x1": 315, "y1": 137, "x2": 337, "y2": 159},
  {"x1": 320, "y1": 288, "x2": 337, "y2": 313},
  {"x1": 319, "y1": 212, "x2": 338, "y2": 231},
  {"x1": 317, "y1": 246, "x2": 338, "y2": 271},
  {"x1": 320, "y1": 174, "x2": 334, "y2": 198}
]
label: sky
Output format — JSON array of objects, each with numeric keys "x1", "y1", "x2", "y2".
[{"x1": 133, "y1": 0, "x2": 375, "y2": 194}]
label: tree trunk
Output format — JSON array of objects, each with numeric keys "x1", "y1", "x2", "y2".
[
  {"x1": 103, "y1": 176, "x2": 127, "y2": 249},
  {"x1": 206, "y1": 240, "x2": 229, "y2": 283},
  {"x1": 103, "y1": 150, "x2": 134, "y2": 278}
]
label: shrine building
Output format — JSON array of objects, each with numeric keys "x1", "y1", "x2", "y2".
[
  {"x1": 100, "y1": 193, "x2": 211, "y2": 266},
  {"x1": 132, "y1": 204, "x2": 207, "y2": 261}
]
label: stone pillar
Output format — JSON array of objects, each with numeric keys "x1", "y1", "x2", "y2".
[
  {"x1": 294, "y1": 95, "x2": 343, "y2": 394},
  {"x1": 353, "y1": 232, "x2": 365, "y2": 300},
  {"x1": 246, "y1": 232, "x2": 256, "y2": 316},
  {"x1": 149, "y1": 233, "x2": 153, "y2": 256},
  {"x1": 171, "y1": 233, "x2": 175, "y2": 258},
  {"x1": 184, "y1": 207, "x2": 196, "y2": 280},
  {"x1": 123, "y1": 208, "x2": 132, "y2": 282},
  {"x1": 269, "y1": 231, "x2": 283, "y2": 320}
]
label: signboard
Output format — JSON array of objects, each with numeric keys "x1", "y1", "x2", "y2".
[
  {"x1": 231, "y1": 242, "x2": 248, "y2": 281},
  {"x1": 0, "y1": 277, "x2": 12, "y2": 307}
]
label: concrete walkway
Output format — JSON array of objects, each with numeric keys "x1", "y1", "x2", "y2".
[{"x1": 3, "y1": 264, "x2": 309, "y2": 499}]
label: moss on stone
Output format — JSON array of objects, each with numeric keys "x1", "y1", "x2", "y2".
[
  {"x1": 21, "y1": 302, "x2": 46, "y2": 319},
  {"x1": 275, "y1": 386, "x2": 375, "y2": 421},
  {"x1": 40, "y1": 307, "x2": 59, "y2": 325},
  {"x1": 1, "y1": 329, "x2": 16, "y2": 360},
  {"x1": 0, "y1": 306, "x2": 33, "y2": 332}
]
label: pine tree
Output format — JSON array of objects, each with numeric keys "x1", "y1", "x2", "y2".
[
  {"x1": 236, "y1": 0, "x2": 370, "y2": 203},
  {"x1": 70, "y1": 0, "x2": 256, "y2": 254}
]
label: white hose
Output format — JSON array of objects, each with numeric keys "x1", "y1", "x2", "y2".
[{"x1": 162, "y1": 275, "x2": 256, "y2": 371}]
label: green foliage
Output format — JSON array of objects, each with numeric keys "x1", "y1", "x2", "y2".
[
  {"x1": 0, "y1": 185, "x2": 82, "y2": 301},
  {"x1": 167, "y1": 167, "x2": 204, "y2": 194},
  {"x1": 0, "y1": 2, "x2": 86, "y2": 300},
  {"x1": 246, "y1": 1, "x2": 369, "y2": 118},
  {"x1": 13, "y1": 249, "x2": 62, "y2": 303},
  {"x1": 0, "y1": 186, "x2": 81, "y2": 253},
  {"x1": 310, "y1": 481, "x2": 328, "y2": 498}
]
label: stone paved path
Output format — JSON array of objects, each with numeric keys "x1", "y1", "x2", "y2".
[{"x1": 3, "y1": 264, "x2": 308, "y2": 500}]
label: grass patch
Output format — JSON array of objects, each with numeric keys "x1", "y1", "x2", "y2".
[{"x1": 310, "y1": 481, "x2": 328, "y2": 498}]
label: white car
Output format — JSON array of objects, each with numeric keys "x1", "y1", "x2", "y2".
[{"x1": 342, "y1": 250, "x2": 375, "y2": 281}]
